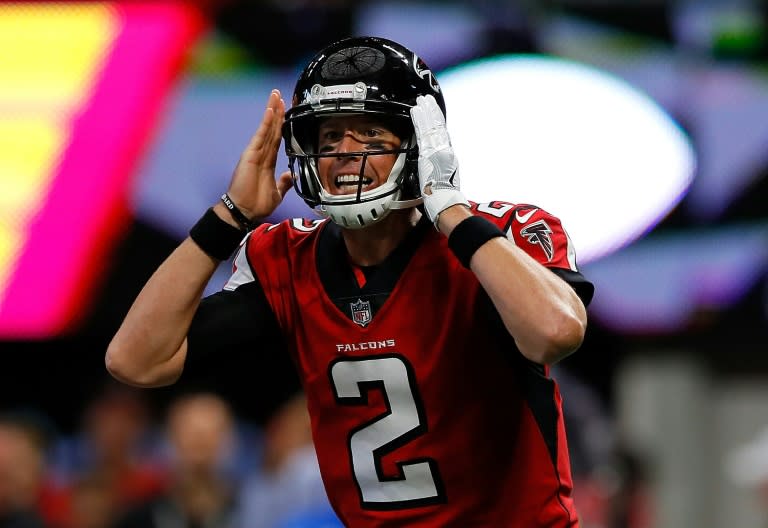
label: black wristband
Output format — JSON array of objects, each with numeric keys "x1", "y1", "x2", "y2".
[
  {"x1": 447, "y1": 215, "x2": 506, "y2": 268},
  {"x1": 189, "y1": 208, "x2": 246, "y2": 261},
  {"x1": 221, "y1": 193, "x2": 257, "y2": 231}
]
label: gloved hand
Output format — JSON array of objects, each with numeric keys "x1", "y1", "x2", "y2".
[{"x1": 410, "y1": 94, "x2": 469, "y2": 225}]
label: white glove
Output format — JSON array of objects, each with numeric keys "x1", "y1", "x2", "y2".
[{"x1": 410, "y1": 94, "x2": 469, "y2": 225}]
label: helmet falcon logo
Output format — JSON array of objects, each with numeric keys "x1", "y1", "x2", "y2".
[
  {"x1": 412, "y1": 55, "x2": 440, "y2": 93},
  {"x1": 350, "y1": 298, "x2": 372, "y2": 327},
  {"x1": 520, "y1": 220, "x2": 554, "y2": 262}
]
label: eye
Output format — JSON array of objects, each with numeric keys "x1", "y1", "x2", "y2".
[
  {"x1": 318, "y1": 130, "x2": 341, "y2": 151},
  {"x1": 363, "y1": 128, "x2": 397, "y2": 151},
  {"x1": 320, "y1": 129, "x2": 341, "y2": 141}
]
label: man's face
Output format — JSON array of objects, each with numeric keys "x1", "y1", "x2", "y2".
[{"x1": 316, "y1": 114, "x2": 402, "y2": 196}]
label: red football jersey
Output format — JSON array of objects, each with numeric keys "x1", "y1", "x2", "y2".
[{"x1": 223, "y1": 201, "x2": 592, "y2": 527}]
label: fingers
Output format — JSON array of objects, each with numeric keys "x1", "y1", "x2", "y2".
[
  {"x1": 266, "y1": 89, "x2": 285, "y2": 142},
  {"x1": 411, "y1": 95, "x2": 432, "y2": 136},
  {"x1": 262, "y1": 89, "x2": 285, "y2": 146},
  {"x1": 411, "y1": 95, "x2": 444, "y2": 132},
  {"x1": 411, "y1": 95, "x2": 449, "y2": 151},
  {"x1": 242, "y1": 89, "x2": 285, "y2": 165},
  {"x1": 276, "y1": 171, "x2": 293, "y2": 198},
  {"x1": 423, "y1": 95, "x2": 445, "y2": 125},
  {"x1": 410, "y1": 96, "x2": 426, "y2": 138},
  {"x1": 261, "y1": 90, "x2": 286, "y2": 167},
  {"x1": 225, "y1": 91, "x2": 290, "y2": 218}
]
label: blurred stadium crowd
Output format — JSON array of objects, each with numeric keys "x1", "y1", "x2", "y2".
[
  {"x1": 0, "y1": 384, "x2": 338, "y2": 528},
  {"x1": 0, "y1": 376, "x2": 651, "y2": 528}
]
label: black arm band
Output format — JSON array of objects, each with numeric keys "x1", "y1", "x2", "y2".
[
  {"x1": 447, "y1": 215, "x2": 506, "y2": 268},
  {"x1": 189, "y1": 208, "x2": 246, "y2": 261},
  {"x1": 221, "y1": 193, "x2": 257, "y2": 231}
]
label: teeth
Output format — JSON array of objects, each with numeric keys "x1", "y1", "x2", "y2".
[{"x1": 335, "y1": 174, "x2": 372, "y2": 187}]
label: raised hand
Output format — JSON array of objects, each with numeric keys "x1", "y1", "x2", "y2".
[
  {"x1": 224, "y1": 89, "x2": 293, "y2": 221},
  {"x1": 410, "y1": 94, "x2": 469, "y2": 224}
]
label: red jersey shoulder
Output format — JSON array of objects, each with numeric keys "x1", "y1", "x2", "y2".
[
  {"x1": 470, "y1": 200, "x2": 519, "y2": 228},
  {"x1": 225, "y1": 217, "x2": 327, "y2": 291},
  {"x1": 469, "y1": 200, "x2": 558, "y2": 227},
  {"x1": 469, "y1": 200, "x2": 578, "y2": 270},
  {"x1": 245, "y1": 217, "x2": 327, "y2": 259}
]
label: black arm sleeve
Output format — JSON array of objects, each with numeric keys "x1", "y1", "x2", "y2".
[
  {"x1": 549, "y1": 268, "x2": 595, "y2": 308},
  {"x1": 184, "y1": 280, "x2": 300, "y2": 422},
  {"x1": 481, "y1": 267, "x2": 594, "y2": 331},
  {"x1": 186, "y1": 280, "x2": 282, "y2": 365},
  {"x1": 482, "y1": 267, "x2": 595, "y2": 370}
]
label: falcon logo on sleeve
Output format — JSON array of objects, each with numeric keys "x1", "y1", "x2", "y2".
[{"x1": 520, "y1": 220, "x2": 554, "y2": 262}]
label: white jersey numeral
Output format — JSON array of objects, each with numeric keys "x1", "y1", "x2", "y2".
[
  {"x1": 289, "y1": 218, "x2": 324, "y2": 232},
  {"x1": 477, "y1": 201, "x2": 514, "y2": 218},
  {"x1": 329, "y1": 355, "x2": 444, "y2": 510}
]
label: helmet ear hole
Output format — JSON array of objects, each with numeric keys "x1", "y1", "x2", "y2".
[
  {"x1": 402, "y1": 161, "x2": 420, "y2": 200},
  {"x1": 400, "y1": 136, "x2": 420, "y2": 201},
  {"x1": 302, "y1": 158, "x2": 322, "y2": 205}
]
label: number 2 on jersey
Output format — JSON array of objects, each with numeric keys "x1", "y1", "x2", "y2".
[{"x1": 329, "y1": 355, "x2": 445, "y2": 510}]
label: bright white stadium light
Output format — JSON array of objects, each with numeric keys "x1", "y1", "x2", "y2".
[{"x1": 439, "y1": 55, "x2": 696, "y2": 264}]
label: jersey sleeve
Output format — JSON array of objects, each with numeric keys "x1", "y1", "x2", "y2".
[
  {"x1": 187, "y1": 225, "x2": 282, "y2": 361},
  {"x1": 471, "y1": 201, "x2": 595, "y2": 306},
  {"x1": 223, "y1": 223, "x2": 270, "y2": 291}
]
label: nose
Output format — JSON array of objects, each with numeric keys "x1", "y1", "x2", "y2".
[{"x1": 334, "y1": 132, "x2": 362, "y2": 157}]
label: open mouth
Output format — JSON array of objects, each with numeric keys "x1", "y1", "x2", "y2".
[{"x1": 335, "y1": 174, "x2": 373, "y2": 191}]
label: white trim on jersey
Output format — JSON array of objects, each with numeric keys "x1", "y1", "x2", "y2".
[
  {"x1": 564, "y1": 229, "x2": 578, "y2": 271},
  {"x1": 223, "y1": 241, "x2": 255, "y2": 291}
]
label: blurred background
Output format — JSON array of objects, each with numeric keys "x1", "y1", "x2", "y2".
[{"x1": 0, "y1": 0, "x2": 766, "y2": 527}]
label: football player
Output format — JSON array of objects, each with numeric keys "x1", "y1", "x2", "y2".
[{"x1": 107, "y1": 36, "x2": 594, "y2": 527}]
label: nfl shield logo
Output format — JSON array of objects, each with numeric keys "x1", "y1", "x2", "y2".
[{"x1": 350, "y1": 298, "x2": 372, "y2": 327}]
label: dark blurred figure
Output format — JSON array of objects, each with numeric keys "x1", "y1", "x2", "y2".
[
  {"x1": 237, "y1": 392, "x2": 340, "y2": 528},
  {"x1": 554, "y1": 366, "x2": 654, "y2": 528},
  {"x1": 44, "y1": 382, "x2": 167, "y2": 528},
  {"x1": 0, "y1": 413, "x2": 52, "y2": 528},
  {"x1": 66, "y1": 472, "x2": 117, "y2": 528},
  {"x1": 606, "y1": 445, "x2": 653, "y2": 528},
  {"x1": 78, "y1": 384, "x2": 166, "y2": 507},
  {"x1": 113, "y1": 391, "x2": 239, "y2": 528}
]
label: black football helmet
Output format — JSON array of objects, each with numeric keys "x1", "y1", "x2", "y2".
[{"x1": 283, "y1": 36, "x2": 446, "y2": 228}]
